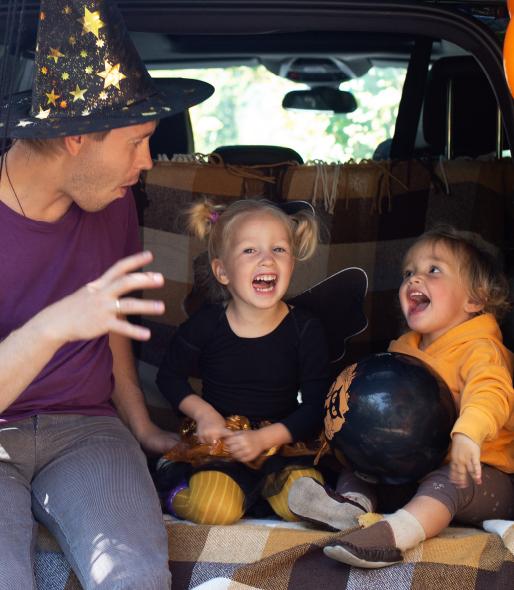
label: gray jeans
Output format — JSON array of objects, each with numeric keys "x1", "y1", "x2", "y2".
[{"x1": 0, "y1": 414, "x2": 171, "y2": 590}]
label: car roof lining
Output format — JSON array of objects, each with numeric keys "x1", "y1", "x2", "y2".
[
  {"x1": 1, "y1": 1, "x2": 512, "y2": 149},
  {"x1": 133, "y1": 32, "x2": 467, "y2": 70}
]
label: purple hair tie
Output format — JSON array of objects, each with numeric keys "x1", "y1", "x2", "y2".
[{"x1": 209, "y1": 211, "x2": 220, "y2": 223}]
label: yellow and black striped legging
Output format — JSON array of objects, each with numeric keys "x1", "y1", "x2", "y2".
[{"x1": 172, "y1": 467, "x2": 323, "y2": 525}]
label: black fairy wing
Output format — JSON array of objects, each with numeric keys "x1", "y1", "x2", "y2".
[{"x1": 288, "y1": 267, "x2": 368, "y2": 366}]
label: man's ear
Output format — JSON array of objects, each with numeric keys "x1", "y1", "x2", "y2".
[
  {"x1": 211, "y1": 258, "x2": 229, "y2": 285},
  {"x1": 63, "y1": 134, "x2": 85, "y2": 156}
]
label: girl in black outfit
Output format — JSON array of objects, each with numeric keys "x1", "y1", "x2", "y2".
[{"x1": 156, "y1": 199, "x2": 330, "y2": 524}]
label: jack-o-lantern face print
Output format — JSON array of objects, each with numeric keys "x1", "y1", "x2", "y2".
[{"x1": 324, "y1": 363, "x2": 356, "y2": 440}]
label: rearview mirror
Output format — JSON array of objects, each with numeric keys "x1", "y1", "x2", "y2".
[{"x1": 282, "y1": 87, "x2": 357, "y2": 113}]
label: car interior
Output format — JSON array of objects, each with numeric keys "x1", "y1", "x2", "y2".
[
  {"x1": 128, "y1": 9, "x2": 514, "y2": 386},
  {"x1": 2, "y1": 0, "x2": 513, "y2": 457},
  {"x1": 2, "y1": 1, "x2": 514, "y2": 587}
]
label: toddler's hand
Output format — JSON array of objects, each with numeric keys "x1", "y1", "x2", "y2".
[
  {"x1": 223, "y1": 430, "x2": 266, "y2": 462},
  {"x1": 195, "y1": 410, "x2": 231, "y2": 444},
  {"x1": 450, "y1": 433, "x2": 482, "y2": 488}
]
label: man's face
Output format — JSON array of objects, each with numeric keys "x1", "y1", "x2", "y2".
[{"x1": 67, "y1": 120, "x2": 157, "y2": 211}]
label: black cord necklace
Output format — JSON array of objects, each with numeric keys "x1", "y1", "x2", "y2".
[{"x1": 4, "y1": 153, "x2": 26, "y2": 217}]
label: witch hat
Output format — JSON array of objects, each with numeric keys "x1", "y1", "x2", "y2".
[{"x1": 0, "y1": 0, "x2": 213, "y2": 139}]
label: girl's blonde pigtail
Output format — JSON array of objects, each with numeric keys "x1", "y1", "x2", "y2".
[
  {"x1": 187, "y1": 199, "x2": 225, "y2": 241},
  {"x1": 292, "y1": 210, "x2": 319, "y2": 261}
]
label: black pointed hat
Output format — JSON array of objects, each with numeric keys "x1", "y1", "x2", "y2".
[{"x1": 1, "y1": 0, "x2": 214, "y2": 138}]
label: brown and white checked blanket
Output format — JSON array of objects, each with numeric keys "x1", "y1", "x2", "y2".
[{"x1": 35, "y1": 517, "x2": 514, "y2": 590}]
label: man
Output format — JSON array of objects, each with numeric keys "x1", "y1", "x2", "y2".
[{"x1": 0, "y1": 1, "x2": 213, "y2": 588}]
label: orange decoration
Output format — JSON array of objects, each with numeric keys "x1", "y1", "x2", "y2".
[
  {"x1": 504, "y1": 1, "x2": 514, "y2": 98},
  {"x1": 163, "y1": 415, "x2": 322, "y2": 469}
]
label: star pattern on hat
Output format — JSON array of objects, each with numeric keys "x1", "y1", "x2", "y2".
[
  {"x1": 4, "y1": 0, "x2": 212, "y2": 138},
  {"x1": 48, "y1": 47, "x2": 65, "y2": 63},
  {"x1": 79, "y1": 8, "x2": 105, "y2": 39},
  {"x1": 35, "y1": 106, "x2": 51, "y2": 119},
  {"x1": 45, "y1": 89, "x2": 60, "y2": 106},
  {"x1": 97, "y1": 60, "x2": 126, "y2": 90},
  {"x1": 70, "y1": 85, "x2": 87, "y2": 102}
]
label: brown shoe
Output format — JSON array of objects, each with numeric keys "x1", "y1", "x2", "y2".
[
  {"x1": 324, "y1": 521, "x2": 403, "y2": 569},
  {"x1": 288, "y1": 477, "x2": 367, "y2": 531}
]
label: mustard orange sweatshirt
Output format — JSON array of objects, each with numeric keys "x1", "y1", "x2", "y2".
[{"x1": 388, "y1": 313, "x2": 514, "y2": 473}]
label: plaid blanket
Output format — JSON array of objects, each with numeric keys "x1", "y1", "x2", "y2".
[
  {"x1": 136, "y1": 157, "x2": 514, "y2": 369},
  {"x1": 35, "y1": 517, "x2": 514, "y2": 590}
]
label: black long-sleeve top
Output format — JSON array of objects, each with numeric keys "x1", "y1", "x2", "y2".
[{"x1": 156, "y1": 304, "x2": 330, "y2": 442}]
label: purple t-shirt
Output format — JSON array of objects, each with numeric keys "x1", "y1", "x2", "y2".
[{"x1": 0, "y1": 189, "x2": 141, "y2": 424}]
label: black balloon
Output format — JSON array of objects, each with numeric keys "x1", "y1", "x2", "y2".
[{"x1": 325, "y1": 352, "x2": 457, "y2": 485}]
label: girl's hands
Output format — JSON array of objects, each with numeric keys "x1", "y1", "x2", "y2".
[
  {"x1": 450, "y1": 433, "x2": 482, "y2": 488},
  {"x1": 195, "y1": 408, "x2": 232, "y2": 444},
  {"x1": 36, "y1": 251, "x2": 165, "y2": 345},
  {"x1": 223, "y1": 429, "x2": 267, "y2": 462},
  {"x1": 224, "y1": 422, "x2": 291, "y2": 463}
]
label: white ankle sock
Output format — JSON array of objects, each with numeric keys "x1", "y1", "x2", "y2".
[
  {"x1": 384, "y1": 509, "x2": 426, "y2": 552},
  {"x1": 483, "y1": 519, "x2": 514, "y2": 555}
]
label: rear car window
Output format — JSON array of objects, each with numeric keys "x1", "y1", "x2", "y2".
[{"x1": 150, "y1": 64, "x2": 406, "y2": 162}]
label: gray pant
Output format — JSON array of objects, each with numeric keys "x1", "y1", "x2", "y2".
[{"x1": 0, "y1": 414, "x2": 171, "y2": 590}]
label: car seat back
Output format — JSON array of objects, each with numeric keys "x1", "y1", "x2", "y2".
[{"x1": 423, "y1": 56, "x2": 501, "y2": 159}]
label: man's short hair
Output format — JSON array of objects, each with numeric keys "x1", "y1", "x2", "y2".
[{"x1": 19, "y1": 129, "x2": 110, "y2": 156}]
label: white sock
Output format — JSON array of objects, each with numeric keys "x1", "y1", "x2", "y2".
[
  {"x1": 344, "y1": 492, "x2": 374, "y2": 514},
  {"x1": 483, "y1": 519, "x2": 514, "y2": 555},
  {"x1": 384, "y1": 509, "x2": 426, "y2": 552}
]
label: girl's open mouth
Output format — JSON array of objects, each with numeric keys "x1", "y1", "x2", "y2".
[
  {"x1": 253, "y1": 274, "x2": 277, "y2": 293},
  {"x1": 408, "y1": 290, "x2": 430, "y2": 314}
]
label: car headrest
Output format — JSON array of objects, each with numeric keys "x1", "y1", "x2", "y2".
[
  {"x1": 149, "y1": 78, "x2": 194, "y2": 158},
  {"x1": 212, "y1": 144, "x2": 303, "y2": 165},
  {"x1": 150, "y1": 111, "x2": 193, "y2": 159},
  {"x1": 423, "y1": 56, "x2": 499, "y2": 158}
]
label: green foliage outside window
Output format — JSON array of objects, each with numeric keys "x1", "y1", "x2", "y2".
[{"x1": 151, "y1": 65, "x2": 406, "y2": 162}]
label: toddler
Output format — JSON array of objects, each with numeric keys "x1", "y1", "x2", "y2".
[{"x1": 289, "y1": 226, "x2": 514, "y2": 567}]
